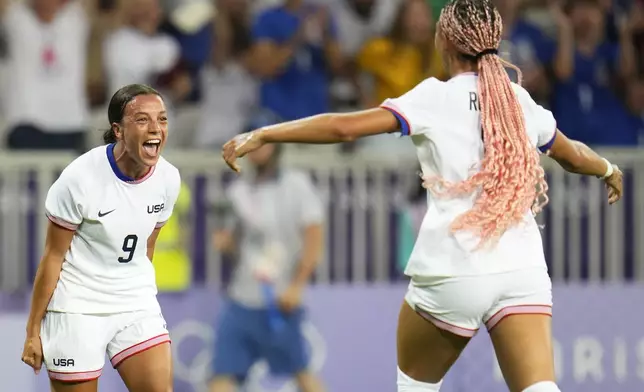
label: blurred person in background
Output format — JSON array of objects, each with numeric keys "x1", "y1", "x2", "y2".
[
  {"x1": 1, "y1": 0, "x2": 96, "y2": 151},
  {"x1": 495, "y1": 0, "x2": 555, "y2": 103},
  {"x1": 103, "y1": 0, "x2": 192, "y2": 107},
  {"x1": 357, "y1": 0, "x2": 445, "y2": 108},
  {"x1": 194, "y1": 0, "x2": 257, "y2": 149},
  {"x1": 623, "y1": 77, "x2": 644, "y2": 144},
  {"x1": 154, "y1": 182, "x2": 193, "y2": 292},
  {"x1": 159, "y1": 0, "x2": 216, "y2": 102},
  {"x1": 209, "y1": 110, "x2": 325, "y2": 392},
  {"x1": 397, "y1": 169, "x2": 427, "y2": 274},
  {"x1": 354, "y1": 0, "x2": 439, "y2": 155},
  {"x1": 329, "y1": 0, "x2": 401, "y2": 110},
  {"x1": 551, "y1": 0, "x2": 637, "y2": 146},
  {"x1": 250, "y1": 0, "x2": 343, "y2": 122}
]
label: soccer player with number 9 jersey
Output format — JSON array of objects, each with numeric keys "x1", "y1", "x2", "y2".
[{"x1": 21, "y1": 84, "x2": 181, "y2": 392}]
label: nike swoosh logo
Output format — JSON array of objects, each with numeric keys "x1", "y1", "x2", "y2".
[{"x1": 98, "y1": 209, "x2": 116, "y2": 218}]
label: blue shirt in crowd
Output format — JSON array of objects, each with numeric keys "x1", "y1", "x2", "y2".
[
  {"x1": 252, "y1": 6, "x2": 337, "y2": 121},
  {"x1": 551, "y1": 43, "x2": 639, "y2": 146}
]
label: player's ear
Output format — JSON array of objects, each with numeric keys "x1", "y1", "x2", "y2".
[{"x1": 112, "y1": 123, "x2": 123, "y2": 141}]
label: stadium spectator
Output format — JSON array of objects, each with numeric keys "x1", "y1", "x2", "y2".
[
  {"x1": 194, "y1": 0, "x2": 257, "y2": 149},
  {"x1": 330, "y1": 0, "x2": 401, "y2": 110},
  {"x1": 160, "y1": 0, "x2": 215, "y2": 102},
  {"x1": 551, "y1": 0, "x2": 638, "y2": 146},
  {"x1": 357, "y1": 0, "x2": 445, "y2": 107},
  {"x1": 250, "y1": 0, "x2": 343, "y2": 122},
  {"x1": 495, "y1": 0, "x2": 555, "y2": 102},
  {"x1": 2, "y1": 0, "x2": 94, "y2": 151},
  {"x1": 103, "y1": 0, "x2": 191, "y2": 105},
  {"x1": 209, "y1": 110, "x2": 326, "y2": 392}
]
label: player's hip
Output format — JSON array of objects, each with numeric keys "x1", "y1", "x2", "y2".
[
  {"x1": 47, "y1": 288, "x2": 161, "y2": 314},
  {"x1": 404, "y1": 266, "x2": 552, "y2": 337}
]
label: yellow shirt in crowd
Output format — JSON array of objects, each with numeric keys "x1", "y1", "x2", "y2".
[
  {"x1": 358, "y1": 37, "x2": 446, "y2": 105},
  {"x1": 154, "y1": 182, "x2": 192, "y2": 292}
]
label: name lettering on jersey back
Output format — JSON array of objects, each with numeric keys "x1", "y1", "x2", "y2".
[
  {"x1": 147, "y1": 203, "x2": 165, "y2": 214},
  {"x1": 469, "y1": 92, "x2": 479, "y2": 111}
]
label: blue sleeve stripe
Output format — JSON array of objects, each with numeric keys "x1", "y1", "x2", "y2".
[
  {"x1": 538, "y1": 127, "x2": 557, "y2": 153},
  {"x1": 380, "y1": 105, "x2": 411, "y2": 136}
]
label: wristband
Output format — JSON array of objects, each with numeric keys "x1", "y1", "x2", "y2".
[{"x1": 601, "y1": 158, "x2": 614, "y2": 179}]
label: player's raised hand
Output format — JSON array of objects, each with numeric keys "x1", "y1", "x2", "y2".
[
  {"x1": 21, "y1": 335, "x2": 43, "y2": 375},
  {"x1": 222, "y1": 131, "x2": 266, "y2": 173},
  {"x1": 604, "y1": 165, "x2": 623, "y2": 205}
]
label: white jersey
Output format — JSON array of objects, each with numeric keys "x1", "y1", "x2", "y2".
[
  {"x1": 380, "y1": 73, "x2": 557, "y2": 277},
  {"x1": 45, "y1": 145, "x2": 181, "y2": 314}
]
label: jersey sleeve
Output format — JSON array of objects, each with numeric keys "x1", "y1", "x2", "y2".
[
  {"x1": 514, "y1": 84, "x2": 557, "y2": 153},
  {"x1": 293, "y1": 173, "x2": 325, "y2": 226},
  {"x1": 45, "y1": 172, "x2": 84, "y2": 231},
  {"x1": 157, "y1": 168, "x2": 182, "y2": 228},
  {"x1": 379, "y1": 78, "x2": 442, "y2": 136}
]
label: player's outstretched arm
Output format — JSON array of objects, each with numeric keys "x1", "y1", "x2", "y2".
[
  {"x1": 546, "y1": 129, "x2": 623, "y2": 204},
  {"x1": 222, "y1": 108, "x2": 399, "y2": 172},
  {"x1": 22, "y1": 222, "x2": 74, "y2": 373}
]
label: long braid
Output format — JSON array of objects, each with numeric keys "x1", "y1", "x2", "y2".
[{"x1": 424, "y1": 0, "x2": 548, "y2": 248}]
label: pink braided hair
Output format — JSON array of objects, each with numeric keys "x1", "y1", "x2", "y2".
[{"x1": 425, "y1": 0, "x2": 548, "y2": 248}]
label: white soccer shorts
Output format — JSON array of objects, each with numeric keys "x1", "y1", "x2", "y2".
[
  {"x1": 40, "y1": 308, "x2": 170, "y2": 382},
  {"x1": 404, "y1": 266, "x2": 552, "y2": 338}
]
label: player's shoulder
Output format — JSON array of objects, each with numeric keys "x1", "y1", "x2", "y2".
[
  {"x1": 393, "y1": 77, "x2": 445, "y2": 105},
  {"x1": 510, "y1": 82, "x2": 531, "y2": 99},
  {"x1": 154, "y1": 156, "x2": 181, "y2": 184},
  {"x1": 58, "y1": 145, "x2": 106, "y2": 182},
  {"x1": 416, "y1": 77, "x2": 445, "y2": 92}
]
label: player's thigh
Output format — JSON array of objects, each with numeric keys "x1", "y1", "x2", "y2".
[
  {"x1": 41, "y1": 312, "x2": 109, "y2": 385},
  {"x1": 485, "y1": 268, "x2": 555, "y2": 392},
  {"x1": 210, "y1": 301, "x2": 261, "y2": 384},
  {"x1": 398, "y1": 275, "x2": 495, "y2": 383},
  {"x1": 50, "y1": 380, "x2": 99, "y2": 392},
  {"x1": 108, "y1": 309, "x2": 172, "y2": 392}
]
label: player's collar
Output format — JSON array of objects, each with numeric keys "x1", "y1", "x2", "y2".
[
  {"x1": 449, "y1": 72, "x2": 478, "y2": 81},
  {"x1": 106, "y1": 143, "x2": 155, "y2": 184}
]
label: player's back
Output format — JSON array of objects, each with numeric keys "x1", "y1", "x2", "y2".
[
  {"x1": 45, "y1": 144, "x2": 181, "y2": 314},
  {"x1": 383, "y1": 73, "x2": 556, "y2": 277}
]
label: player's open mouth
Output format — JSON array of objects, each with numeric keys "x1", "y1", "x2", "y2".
[{"x1": 142, "y1": 139, "x2": 161, "y2": 158}]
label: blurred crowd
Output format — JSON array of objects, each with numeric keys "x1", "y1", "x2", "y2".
[{"x1": 0, "y1": 0, "x2": 644, "y2": 153}]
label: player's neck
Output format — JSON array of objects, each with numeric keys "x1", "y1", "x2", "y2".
[
  {"x1": 112, "y1": 142, "x2": 151, "y2": 180},
  {"x1": 448, "y1": 62, "x2": 477, "y2": 78}
]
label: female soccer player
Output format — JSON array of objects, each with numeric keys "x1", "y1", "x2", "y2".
[
  {"x1": 221, "y1": 1, "x2": 623, "y2": 391},
  {"x1": 21, "y1": 84, "x2": 181, "y2": 392}
]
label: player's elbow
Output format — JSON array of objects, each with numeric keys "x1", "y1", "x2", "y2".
[{"x1": 326, "y1": 114, "x2": 358, "y2": 142}]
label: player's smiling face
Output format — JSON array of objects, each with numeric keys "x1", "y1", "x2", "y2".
[{"x1": 121, "y1": 94, "x2": 168, "y2": 167}]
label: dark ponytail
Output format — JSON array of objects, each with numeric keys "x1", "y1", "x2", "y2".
[
  {"x1": 104, "y1": 84, "x2": 162, "y2": 144},
  {"x1": 103, "y1": 128, "x2": 117, "y2": 144}
]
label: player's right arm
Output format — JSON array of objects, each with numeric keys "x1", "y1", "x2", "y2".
[
  {"x1": 23, "y1": 172, "x2": 84, "y2": 372},
  {"x1": 25, "y1": 223, "x2": 75, "y2": 335}
]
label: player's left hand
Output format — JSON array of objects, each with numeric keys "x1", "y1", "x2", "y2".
[
  {"x1": 277, "y1": 284, "x2": 303, "y2": 313},
  {"x1": 222, "y1": 131, "x2": 265, "y2": 173}
]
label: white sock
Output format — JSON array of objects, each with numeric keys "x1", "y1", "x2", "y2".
[
  {"x1": 397, "y1": 367, "x2": 442, "y2": 391},
  {"x1": 522, "y1": 381, "x2": 561, "y2": 392}
]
